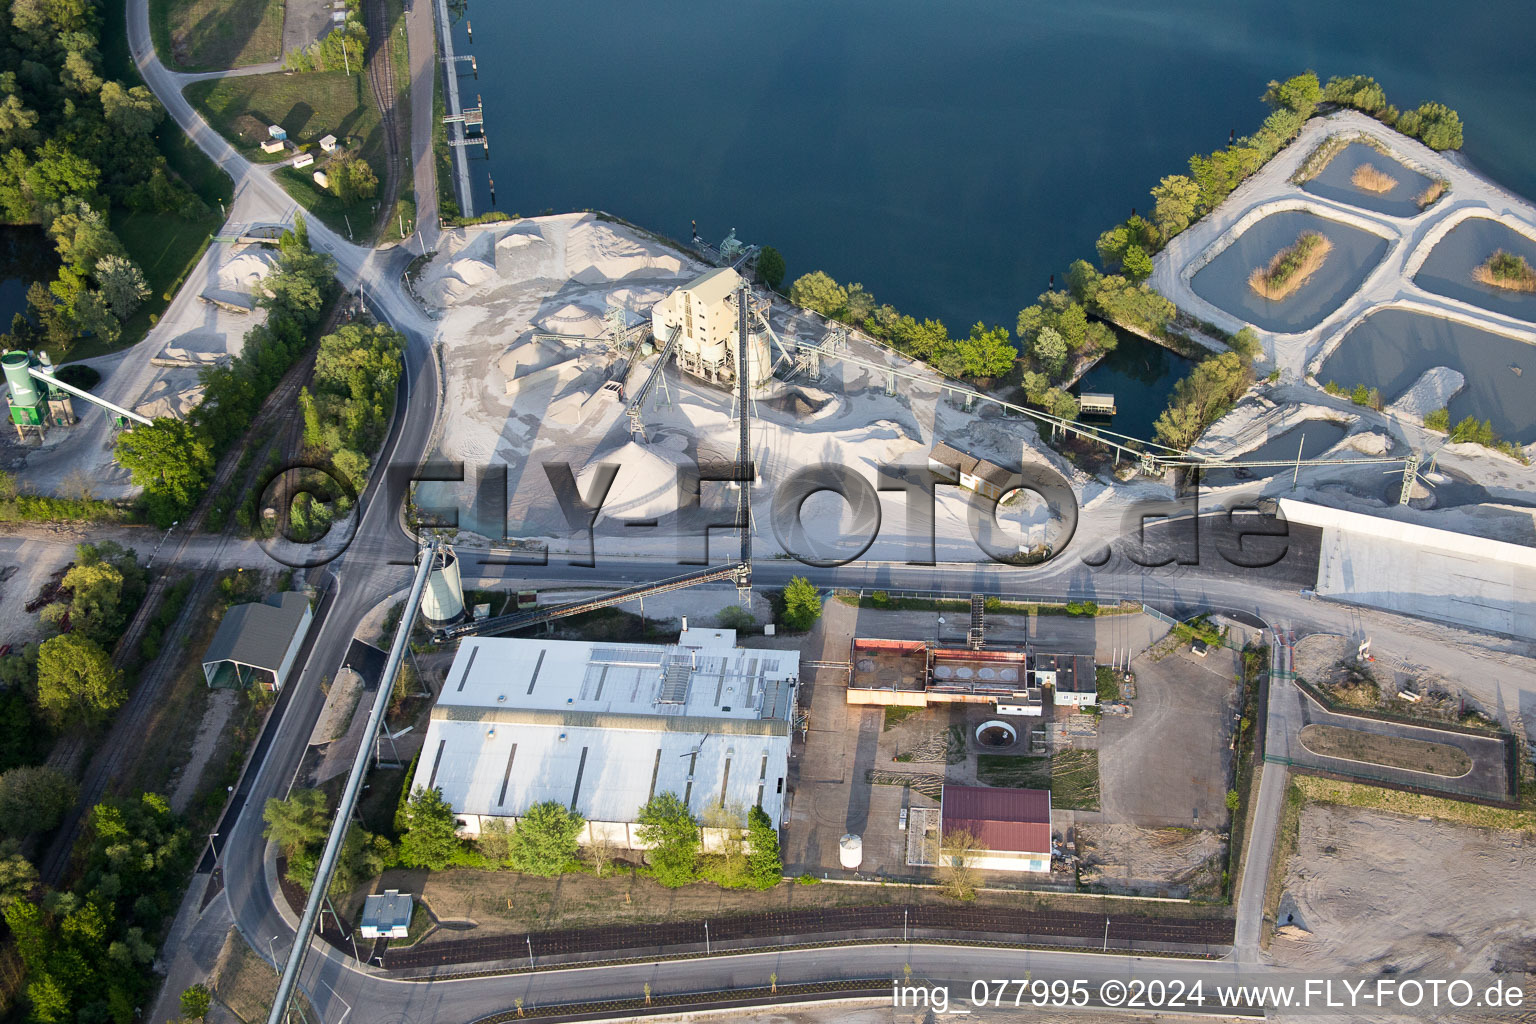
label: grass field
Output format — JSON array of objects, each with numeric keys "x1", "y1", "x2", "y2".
[
  {"x1": 976, "y1": 749, "x2": 1101, "y2": 810},
  {"x1": 152, "y1": 0, "x2": 284, "y2": 71},
  {"x1": 1294, "y1": 774, "x2": 1536, "y2": 830},
  {"x1": 1298, "y1": 723, "x2": 1473, "y2": 777},
  {"x1": 185, "y1": 71, "x2": 384, "y2": 165},
  {"x1": 275, "y1": 168, "x2": 379, "y2": 244}
]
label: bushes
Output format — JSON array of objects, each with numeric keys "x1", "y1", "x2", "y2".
[
  {"x1": 506, "y1": 801, "x2": 584, "y2": 877},
  {"x1": 1423, "y1": 407, "x2": 1451, "y2": 432},
  {"x1": 636, "y1": 792, "x2": 700, "y2": 888},
  {"x1": 784, "y1": 272, "x2": 1015, "y2": 382},
  {"x1": 780, "y1": 576, "x2": 822, "y2": 632}
]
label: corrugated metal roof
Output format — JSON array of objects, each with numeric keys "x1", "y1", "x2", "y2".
[
  {"x1": 201, "y1": 592, "x2": 310, "y2": 671},
  {"x1": 361, "y1": 890, "x2": 413, "y2": 930},
  {"x1": 942, "y1": 785, "x2": 1051, "y2": 855}
]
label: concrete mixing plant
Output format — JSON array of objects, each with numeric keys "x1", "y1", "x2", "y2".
[
  {"x1": 650, "y1": 267, "x2": 774, "y2": 391},
  {"x1": 3, "y1": 349, "x2": 150, "y2": 441}
]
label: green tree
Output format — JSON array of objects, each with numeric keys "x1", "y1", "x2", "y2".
[
  {"x1": 745, "y1": 806, "x2": 781, "y2": 889},
  {"x1": 1121, "y1": 244, "x2": 1153, "y2": 283},
  {"x1": 508, "y1": 800, "x2": 585, "y2": 876},
  {"x1": 954, "y1": 322, "x2": 1015, "y2": 378},
  {"x1": 755, "y1": 245, "x2": 785, "y2": 289},
  {"x1": 1095, "y1": 224, "x2": 1129, "y2": 270},
  {"x1": 0, "y1": 844, "x2": 38, "y2": 908},
  {"x1": 53, "y1": 559, "x2": 123, "y2": 643},
  {"x1": 114, "y1": 418, "x2": 214, "y2": 525},
  {"x1": 635, "y1": 792, "x2": 699, "y2": 888},
  {"x1": 36, "y1": 633, "x2": 123, "y2": 727},
  {"x1": 0, "y1": 766, "x2": 76, "y2": 838},
  {"x1": 329, "y1": 151, "x2": 379, "y2": 202},
  {"x1": 94, "y1": 255, "x2": 149, "y2": 320},
  {"x1": 299, "y1": 386, "x2": 324, "y2": 449},
  {"x1": 180, "y1": 983, "x2": 211, "y2": 1020},
  {"x1": 397, "y1": 785, "x2": 462, "y2": 869},
  {"x1": 1032, "y1": 325, "x2": 1067, "y2": 378},
  {"x1": 1265, "y1": 71, "x2": 1321, "y2": 118},
  {"x1": 781, "y1": 576, "x2": 821, "y2": 632},
  {"x1": 262, "y1": 788, "x2": 330, "y2": 858},
  {"x1": 1042, "y1": 387, "x2": 1080, "y2": 421},
  {"x1": 1404, "y1": 102, "x2": 1463, "y2": 150},
  {"x1": 788, "y1": 271, "x2": 847, "y2": 318},
  {"x1": 99, "y1": 82, "x2": 161, "y2": 136}
]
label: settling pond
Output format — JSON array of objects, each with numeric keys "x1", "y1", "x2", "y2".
[
  {"x1": 1300, "y1": 142, "x2": 1437, "y2": 219},
  {"x1": 1205, "y1": 419, "x2": 1350, "y2": 484},
  {"x1": 1414, "y1": 216, "x2": 1536, "y2": 323},
  {"x1": 1317, "y1": 308, "x2": 1536, "y2": 443},
  {"x1": 1191, "y1": 209, "x2": 1389, "y2": 333}
]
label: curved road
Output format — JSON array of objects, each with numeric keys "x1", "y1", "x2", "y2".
[{"x1": 124, "y1": 6, "x2": 1536, "y2": 1022}]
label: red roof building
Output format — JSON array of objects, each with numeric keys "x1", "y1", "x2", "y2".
[{"x1": 940, "y1": 785, "x2": 1052, "y2": 873}]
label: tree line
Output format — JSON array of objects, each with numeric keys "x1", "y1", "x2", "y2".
[
  {"x1": 0, "y1": 0, "x2": 211, "y2": 357},
  {"x1": 264, "y1": 781, "x2": 786, "y2": 907}
]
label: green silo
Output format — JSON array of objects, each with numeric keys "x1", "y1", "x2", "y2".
[{"x1": 2, "y1": 351, "x2": 43, "y2": 426}]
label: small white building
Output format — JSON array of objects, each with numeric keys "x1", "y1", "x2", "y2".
[
  {"x1": 319, "y1": 134, "x2": 338, "y2": 153},
  {"x1": 1036, "y1": 653, "x2": 1097, "y2": 708},
  {"x1": 291, "y1": 152, "x2": 315, "y2": 170},
  {"x1": 417, "y1": 633, "x2": 800, "y2": 849},
  {"x1": 928, "y1": 442, "x2": 1011, "y2": 501},
  {"x1": 268, "y1": 124, "x2": 287, "y2": 140},
  {"x1": 359, "y1": 890, "x2": 413, "y2": 939},
  {"x1": 312, "y1": 170, "x2": 330, "y2": 189},
  {"x1": 941, "y1": 785, "x2": 1052, "y2": 873}
]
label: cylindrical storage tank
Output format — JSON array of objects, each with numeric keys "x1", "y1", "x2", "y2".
[
  {"x1": 838, "y1": 833, "x2": 863, "y2": 870},
  {"x1": 746, "y1": 327, "x2": 772, "y2": 388},
  {"x1": 420, "y1": 546, "x2": 466, "y2": 625},
  {"x1": 2, "y1": 351, "x2": 39, "y2": 410}
]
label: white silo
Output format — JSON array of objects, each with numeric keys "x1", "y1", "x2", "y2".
[
  {"x1": 420, "y1": 546, "x2": 466, "y2": 625},
  {"x1": 838, "y1": 833, "x2": 864, "y2": 870}
]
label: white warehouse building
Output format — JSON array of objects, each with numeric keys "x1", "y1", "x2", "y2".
[{"x1": 418, "y1": 629, "x2": 799, "y2": 848}]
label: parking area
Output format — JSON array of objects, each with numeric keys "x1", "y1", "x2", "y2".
[{"x1": 1097, "y1": 645, "x2": 1240, "y2": 829}]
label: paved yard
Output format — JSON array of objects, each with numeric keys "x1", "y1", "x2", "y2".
[{"x1": 1098, "y1": 645, "x2": 1240, "y2": 828}]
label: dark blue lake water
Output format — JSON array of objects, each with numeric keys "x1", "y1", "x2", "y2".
[{"x1": 448, "y1": 0, "x2": 1536, "y2": 338}]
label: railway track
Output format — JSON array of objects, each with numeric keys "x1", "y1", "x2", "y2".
[
  {"x1": 363, "y1": 0, "x2": 405, "y2": 240},
  {"x1": 382, "y1": 903, "x2": 1234, "y2": 970}
]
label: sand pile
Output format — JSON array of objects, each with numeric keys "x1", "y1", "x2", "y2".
[
  {"x1": 199, "y1": 247, "x2": 277, "y2": 311},
  {"x1": 152, "y1": 330, "x2": 235, "y2": 368},
  {"x1": 493, "y1": 224, "x2": 558, "y2": 280},
  {"x1": 1386, "y1": 365, "x2": 1465, "y2": 422},
  {"x1": 581, "y1": 439, "x2": 694, "y2": 521},
  {"x1": 134, "y1": 376, "x2": 205, "y2": 419},
  {"x1": 768, "y1": 387, "x2": 831, "y2": 417},
  {"x1": 565, "y1": 219, "x2": 684, "y2": 283}
]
